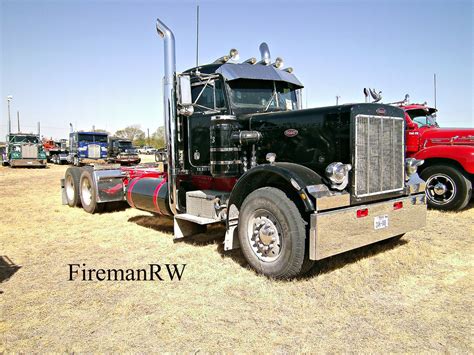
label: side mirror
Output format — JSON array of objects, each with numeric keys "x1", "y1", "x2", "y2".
[
  {"x1": 177, "y1": 75, "x2": 194, "y2": 116},
  {"x1": 177, "y1": 75, "x2": 192, "y2": 105}
]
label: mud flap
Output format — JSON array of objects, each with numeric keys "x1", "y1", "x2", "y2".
[{"x1": 60, "y1": 178, "x2": 67, "y2": 205}]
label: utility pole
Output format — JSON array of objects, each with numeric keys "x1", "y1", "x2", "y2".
[
  {"x1": 336, "y1": 96, "x2": 340, "y2": 105},
  {"x1": 147, "y1": 128, "x2": 150, "y2": 146},
  {"x1": 433, "y1": 73, "x2": 437, "y2": 109},
  {"x1": 6, "y1": 96, "x2": 12, "y2": 135},
  {"x1": 17, "y1": 111, "x2": 20, "y2": 132}
]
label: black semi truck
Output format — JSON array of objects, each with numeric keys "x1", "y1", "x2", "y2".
[
  {"x1": 61, "y1": 18, "x2": 427, "y2": 279},
  {"x1": 107, "y1": 137, "x2": 141, "y2": 165}
]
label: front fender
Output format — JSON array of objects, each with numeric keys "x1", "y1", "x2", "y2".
[
  {"x1": 413, "y1": 145, "x2": 474, "y2": 174},
  {"x1": 228, "y1": 162, "x2": 324, "y2": 213}
]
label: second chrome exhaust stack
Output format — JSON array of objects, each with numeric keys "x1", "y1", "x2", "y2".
[{"x1": 156, "y1": 18, "x2": 178, "y2": 215}]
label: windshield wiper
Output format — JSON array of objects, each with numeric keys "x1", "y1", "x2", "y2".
[{"x1": 264, "y1": 91, "x2": 278, "y2": 112}]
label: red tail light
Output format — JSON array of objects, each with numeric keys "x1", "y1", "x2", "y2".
[
  {"x1": 356, "y1": 208, "x2": 369, "y2": 218},
  {"x1": 393, "y1": 201, "x2": 403, "y2": 210}
]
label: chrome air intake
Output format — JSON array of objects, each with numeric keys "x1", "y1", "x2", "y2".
[{"x1": 156, "y1": 18, "x2": 178, "y2": 214}]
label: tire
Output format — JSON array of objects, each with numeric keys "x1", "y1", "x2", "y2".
[
  {"x1": 79, "y1": 169, "x2": 104, "y2": 214},
  {"x1": 421, "y1": 165, "x2": 472, "y2": 211},
  {"x1": 64, "y1": 167, "x2": 82, "y2": 207},
  {"x1": 238, "y1": 187, "x2": 309, "y2": 279}
]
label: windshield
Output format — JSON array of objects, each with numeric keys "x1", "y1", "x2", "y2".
[
  {"x1": 407, "y1": 110, "x2": 439, "y2": 128},
  {"x1": 118, "y1": 141, "x2": 133, "y2": 148},
  {"x1": 10, "y1": 135, "x2": 38, "y2": 144},
  {"x1": 228, "y1": 79, "x2": 299, "y2": 112},
  {"x1": 78, "y1": 134, "x2": 108, "y2": 143}
]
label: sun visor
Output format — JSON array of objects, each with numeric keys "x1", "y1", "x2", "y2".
[{"x1": 216, "y1": 63, "x2": 303, "y2": 88}]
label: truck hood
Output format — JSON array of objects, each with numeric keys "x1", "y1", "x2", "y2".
[{"x1": 420, "y1": 127, "x2": 474, "y2": 146}]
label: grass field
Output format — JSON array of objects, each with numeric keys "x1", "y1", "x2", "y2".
[{"x1": 0, "y1": 161, "x2": 472, "y2": 352}]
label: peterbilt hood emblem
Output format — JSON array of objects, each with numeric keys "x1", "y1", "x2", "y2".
[
  {"x1": 376, "y1": 108, "x2": 386, "y2": 115},
  {"x1": 284, "y1": 129, "x2": 299, "y2": 137}
]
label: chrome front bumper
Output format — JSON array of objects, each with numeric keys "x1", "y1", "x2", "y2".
[
  {"x1": 10, "y1": 159, "x2": 46, "y2": 167},
  {"x1": 309, "y1": 194, "x2": 426, "y2": 260}
]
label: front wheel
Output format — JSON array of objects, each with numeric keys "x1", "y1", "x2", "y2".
[
  {"x1": 238, "y1": 187, "x2": 311, "y2": 279},
  {"x1": 421, "y1": 165, "x2": 472, "y2": 211}
]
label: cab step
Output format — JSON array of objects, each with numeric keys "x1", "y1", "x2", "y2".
[{"x1": 174, "y1": 213, "x2": 221, "y2": 239}]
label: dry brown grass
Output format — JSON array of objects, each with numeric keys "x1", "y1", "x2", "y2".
[{"x1": 0, "y1": 164, "x2": 472, "y2": 352}]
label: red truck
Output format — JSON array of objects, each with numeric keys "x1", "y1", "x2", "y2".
[
  {"x1": 394, "y1": 100, "x2": 473, "y2": 210},
  {"x1": 43, "y1": 138, "x2": 69, "y2": 164}
]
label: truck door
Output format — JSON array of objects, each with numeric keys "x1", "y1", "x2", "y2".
[
  {"x1": 404, "y1": 113, "x2": 420, "y2": 154},
  {"x1": 187, "y1": 79, "x2": 227, "y2": 169}
]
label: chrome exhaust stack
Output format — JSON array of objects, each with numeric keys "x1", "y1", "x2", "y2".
[
  {"x1": 258, "y1": 42, "x2": 271, "y2": 65},
  {"x1": 156, "y1": 18, "x2": 178, "y2": 215}
]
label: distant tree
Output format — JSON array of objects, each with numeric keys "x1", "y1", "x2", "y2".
[
  {"x1": 115, "y1": 125, "x2": 145, "y2": 142},
  {"x1": 151, "y1": 126, "x2": 165, "y2": 148},
  {"x1": 94, "y1": 128, "x2": 109, "y2": 134}
]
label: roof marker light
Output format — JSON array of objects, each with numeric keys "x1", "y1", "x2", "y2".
[
  {"x1": 273, "y1": 57, "x2": 284, "y2": 69},
  {"x1": 244, "y1": 57, "x2": 257, "y2": 65}
]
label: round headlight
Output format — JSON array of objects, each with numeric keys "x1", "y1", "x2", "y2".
[
  {"x1": 405, "y1": 158, "x2": 424, "y2": 177},
  {"x1": 325, "y1": 162, "x2": 352, "y2": 184}
]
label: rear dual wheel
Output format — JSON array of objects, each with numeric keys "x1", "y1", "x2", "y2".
[
  {"x1": 79, "y1": 169, "x2": 104, "y2": 214},
  {"x1": 64, "y1": 167, "x2": 104, "y2": 213},
  {"x1": 65, "y1": 168, "x2": 82, "y2": 207}
]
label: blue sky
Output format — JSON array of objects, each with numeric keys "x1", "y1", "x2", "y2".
[{"x1": 1, "y1": 0, "x2": 472, "y2": 139}]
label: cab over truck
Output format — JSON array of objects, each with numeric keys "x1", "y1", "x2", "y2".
[
  {"x1": 68, "y1": 131, "x2": 108, "y2": 166},
  {"x1": 2, "y1": 133, "x2": 47, "y2": 168},
  {"x1": 107, "y1": 137, "x2": 141, "y2": 165},
  {"x1": 61, "y1": 18, "x2": 427, "y2": 279},
  {"x1": 43, "y1": 138, "x2": 69, "y2": 164},
  {"x1": 393, "y1": 98, "x2": 473, "y2": 210}
]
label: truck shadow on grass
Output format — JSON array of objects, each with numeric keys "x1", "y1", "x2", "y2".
[
  {"x1": 101, "y1": 201, "x2": 130, "y2": 213},
  {"x1": 300, "y1": 237, "x2": 408, "y2": 279},
  {"x1": 127, "y1": 214, "x2": 408, "y2": 278},
  {"x1": 0, "y1": 256, "x2": 21, "y2": 293}
]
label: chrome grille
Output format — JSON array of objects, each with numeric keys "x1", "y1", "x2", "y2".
[
  {"x1": 21, "y1": 144, "x2": 38, "y2": 158},
  {"x1": 354, "y1": 114, "x2": 404, "y2": 197},
  {"x1": 88, "y1": 144, "x2": 101, "y2": 158}
]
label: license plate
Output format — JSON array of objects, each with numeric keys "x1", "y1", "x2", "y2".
[{"x1": 374, "y1": 215, "x2": 389, "y2": 230}]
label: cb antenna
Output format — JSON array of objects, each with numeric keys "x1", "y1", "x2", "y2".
[{"x1": 195, "y1": 5, "x2": 200, "y2": 73}]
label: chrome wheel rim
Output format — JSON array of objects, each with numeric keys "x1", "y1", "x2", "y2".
[
  {"x1": 425, "y1": 173, "x2": 456, "y2": 205},
  {"x1": 81, "y1": 178, "x2": 92, "y2": 206},
  {"x1": 66, "y1": 175, "x2": 75, "y2": 202},
  {"x1": 247, "y1": 209, "x2": 282, "y2": 262}
]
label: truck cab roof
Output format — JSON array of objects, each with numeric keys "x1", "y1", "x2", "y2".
[
  {"x1": 400, "y1": 103, "x2": 437, "y2": 114},
  {"x1": 71, "y1": 131, "x2": 108, "y2": 135},
  {"x1": 183, "y1": 62, "x2": 303, "y2": 88}
]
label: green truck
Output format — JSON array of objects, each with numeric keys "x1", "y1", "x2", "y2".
[{"x1": 2, "y1": 133, "x2": 47, "y2": 167}]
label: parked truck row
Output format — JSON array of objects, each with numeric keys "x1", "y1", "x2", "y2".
[
  {"x1": 60, "y1": 18, "x2": 432, "y2": 279},
  {"x1": 2, "y1": 130, "x2": 145, "y2": 167}
]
